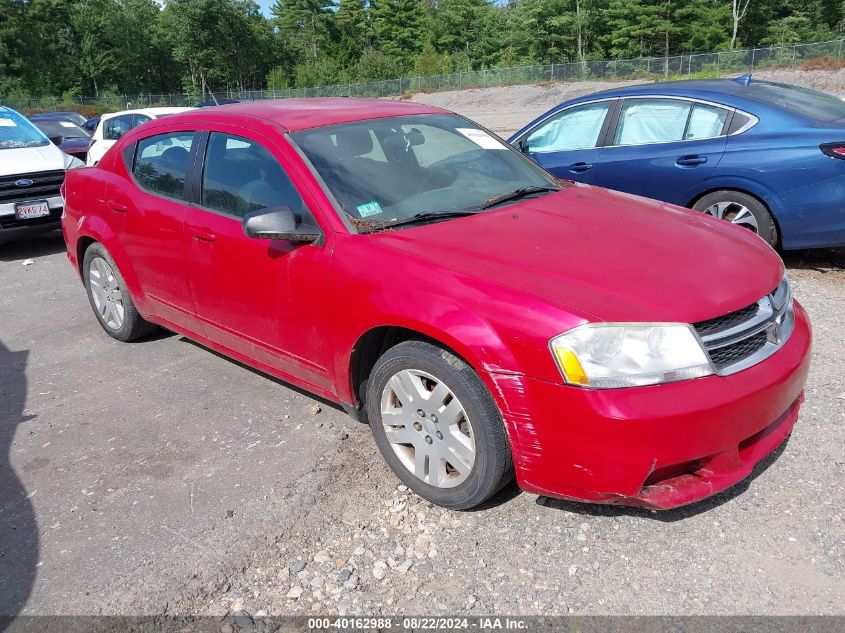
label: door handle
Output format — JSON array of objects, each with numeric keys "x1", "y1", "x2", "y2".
[
  {"x1": 568, "y1": 162, "x2": 593, "y2": 173},
  {"x1": 107, "y1": 200, "x2": 128, "y2": 213},
  {"x1": 192, "y1": 229, "x2": 217, "y2": 242},
  {"x1": 676, "y1": 155, "x2": 707, "y2": 166}
]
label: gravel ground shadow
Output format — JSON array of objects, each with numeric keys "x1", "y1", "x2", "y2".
[
  {"x1": 0, "y1": 232, "x2": 66, "y2": 262},
  {"x1": 0, "y1": 340, "x2": 37, "y2": 621}
]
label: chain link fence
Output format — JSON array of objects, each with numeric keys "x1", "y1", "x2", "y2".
[{"x1": 3, "y1": 38, "x2": 843, "y2": 114}]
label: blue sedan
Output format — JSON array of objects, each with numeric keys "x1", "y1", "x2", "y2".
[{"x1": 509, "y1": 76, "x2": 845, "y2": 249}]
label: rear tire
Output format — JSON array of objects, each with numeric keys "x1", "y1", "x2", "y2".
[
  {"x1": 365, "y1": 340, "x2": 514, "y2": 510},
  {"x1": 692, "y1": 190, "x2": 778, "y2": 247},
  {"x1": 83, "y1": 242, "x2": 157, "y2": 342}
]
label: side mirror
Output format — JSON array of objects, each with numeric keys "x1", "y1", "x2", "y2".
[
  {"x1": 516, "y1": 137, "x2": 529, "y2": 153},
  {"x1": 49, "y1": 135, "x2": 65, "y2": 146},
  {"x1": 242, "y1": 206, "x2": 321, "y2": 243}
]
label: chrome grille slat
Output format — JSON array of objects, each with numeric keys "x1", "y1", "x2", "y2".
[
  {"x1": 0, "y1": 170, "x2": 65, "y2": 204},
  {"x1": 693, "y1": 280, "x2": 794, "y2": 375}
]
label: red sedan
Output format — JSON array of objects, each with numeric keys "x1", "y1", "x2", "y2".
[{"x1": 61, "y1": 99, "x2": 811, "y2": 510}]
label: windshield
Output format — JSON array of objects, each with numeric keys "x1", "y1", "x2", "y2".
[
  {"x1": 291, "y1": 114, "x2": 558, "y2": 229},
  {"x1": 0, "y1": 109, "x2": 50, "y2": 149},
  {"x1": 33, "y1": 119, "x2": 90, "y2": 139},
  {"x1": 747, "y1": 83, "x2": 845, "y2": 122}
]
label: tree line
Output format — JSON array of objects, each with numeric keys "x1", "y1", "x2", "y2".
[{"x1": 0, "y1": 0, "x2": 842, "y2": 99}]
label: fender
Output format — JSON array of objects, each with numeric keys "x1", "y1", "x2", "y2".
[
  {"x1": 686, "y1": 175, "x2": 781, "y2": 214},
  {"x1": 333, "y1": 291, "x2": 522, "y2": 406},
  {"x1": 75, "y1": 213, "x2": 149, "y2": 313}
]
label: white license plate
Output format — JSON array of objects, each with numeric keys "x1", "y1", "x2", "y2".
[{"x1": 14, "y1": 200, "x2": 50, "y2": 220}]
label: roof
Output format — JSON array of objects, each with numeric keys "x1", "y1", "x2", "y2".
[
  {"x1": 101, "y1": 107, "x2": 194, "y2": 121},
  {"x1": 163, "y1": 98, "x2": 450, "y2": 132}
]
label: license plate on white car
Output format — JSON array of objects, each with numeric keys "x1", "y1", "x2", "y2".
[{"x1": 14, "y1": 200, "x2": 51, "y2": 220}]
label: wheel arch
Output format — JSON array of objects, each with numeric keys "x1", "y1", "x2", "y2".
[
  {"x1": 74, "y1": 217, "x2": 146, "y2": 307},
  {"x1": 343, "y1": 315, "x2": 517, "y2": 422},
  {"x1": 686, "y1": 186, "x2": 783, "y2": 246}
]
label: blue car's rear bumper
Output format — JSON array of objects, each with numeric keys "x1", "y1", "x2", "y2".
[{"x1": 769, "y1": 172, "x2": 845, "y2": 249}]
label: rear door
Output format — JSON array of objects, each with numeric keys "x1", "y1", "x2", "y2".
[
  {"x1": 594, "y1": 98, "x2": 729, "y2": 205},
  {"x1": 516, "y1": 100, "x2": 615, "y2": 183},
  {"x1": 116, "y1": 129, "x2": 199, "y2": 332}
]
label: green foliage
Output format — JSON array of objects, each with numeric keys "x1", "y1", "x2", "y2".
[{"x1": 0, "y1": 0, "x2": 842, "y2": 100}]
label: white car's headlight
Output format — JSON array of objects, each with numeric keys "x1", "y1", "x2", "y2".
[
  {"x1": 550, "y1": 323, "x2": 714, "y2": 389},
  {"x1": 63, "y1": 153, "x2": 85, "y2": 170}
]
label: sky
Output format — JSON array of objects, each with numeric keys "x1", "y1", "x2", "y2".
[{"x1": 257, "y1": 0, "x2": 274, "y2": 16}]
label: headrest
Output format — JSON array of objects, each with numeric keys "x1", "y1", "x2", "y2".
[{"x1": 336, "y1": 127, "x2": 373, "y2": 159}]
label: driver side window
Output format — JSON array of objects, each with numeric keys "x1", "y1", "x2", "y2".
[
  {"x1": 201, "y1": 132, "x2": 309, "y2": 220},
  {"x1": 525, "y1": 102, "x2": 611, "y2": 153}
]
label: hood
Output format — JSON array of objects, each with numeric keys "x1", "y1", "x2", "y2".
[
  {"x1": 371, "y1": 184, "x2": 783, "y2": 324},
  {"x1": 60, "y1": 138, "x2": 91, "y2": 154},
  {"x1": 0, "y1": 143, "x2": 66, "y2": 175}
]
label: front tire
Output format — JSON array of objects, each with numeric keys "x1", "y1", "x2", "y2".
[
  {"x1": 83, "y1": 242, "x2": 157, "y2": 342},
  {"x1": 365, "y1": 340, "x2": 514, "y2": 509},
  {"x1": 692, "y1": 190, "x2": 778, "y2": 247}
]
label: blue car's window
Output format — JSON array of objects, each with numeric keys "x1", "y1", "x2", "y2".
[
  {"x1": 615, "y1": 99, "x2": 691, "y2": 145},
  {"x1": 525, "y1": 102, "x2": 611, "y2": 153},
  {"x1": 746, "y1": 83, "x2": 845, "y2": 122},
  {"x1": 685, "y1": 104, "x2": 729, "y2": 140}
]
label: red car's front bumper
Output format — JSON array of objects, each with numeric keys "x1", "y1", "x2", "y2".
[{"x1": 489, "y1": 302, "x2": 812, "y2": 510}]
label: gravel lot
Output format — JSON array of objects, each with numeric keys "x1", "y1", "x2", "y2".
[
  {"x1": 1, "y1": 74, "x2": 844, "y2": 618},
  {"x1": 405, "y1": 69, "x2": 845, "y2": 137}
]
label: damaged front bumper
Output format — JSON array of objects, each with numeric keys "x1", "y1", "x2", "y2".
[{"x1": 488, "y1": 301, "x2": 812, "y2": 510}]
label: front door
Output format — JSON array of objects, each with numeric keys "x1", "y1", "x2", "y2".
[
  {"x1": 594, "y1": 98, "x2": 729, "y2": 205},
  {"x1": 518, "y1": 100, "x2": 615, "y2": 183},
  {"x1": 184, "y1": 129, "x2": 333, "y2": 391}
]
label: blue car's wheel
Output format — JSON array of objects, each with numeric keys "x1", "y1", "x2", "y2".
[{"x1": 693, "y1": 191, "x2": 778, "y2": 248}]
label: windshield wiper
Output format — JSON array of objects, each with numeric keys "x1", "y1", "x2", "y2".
[
  {"x1": 480, "y1": 185, "x2": 561, "y2": 210},
  {"x1": 359, "y1": 210, "x2": 483, "y2": 233}
]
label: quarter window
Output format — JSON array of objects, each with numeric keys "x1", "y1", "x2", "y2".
[
  {"x1": 133, "y1": 132, "x2": 195, "y2": 200},
  {"x1": 525, "y1": 102, "x2": 611, "y2": 153},
  {"x1": 201, "y1": 132, "x2": 306, "y2": 219}
]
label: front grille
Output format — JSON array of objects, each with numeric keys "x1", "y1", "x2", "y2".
[
  {"x1": 692, "y1": 280, "x2": 794, "y2": 376},
  {"x1": 0, "y1": 170, "x2": 65, "y2": 205},
  {"x1": 693, "y1": 302, "x2": 759, "y2": 337},
  {"x1": 0, "y1": 206, "x2": 62, "y2": 229},
  {"x1": 707, "y1": 331, "x2": 768, "y2": 370}
]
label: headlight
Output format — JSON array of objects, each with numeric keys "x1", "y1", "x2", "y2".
[
  {"x1": 550, "y1": 323, "x2": 714, "y2": 389},
  {"x1": 63, "y1": 153, "x2": 84, "y2": 170}
]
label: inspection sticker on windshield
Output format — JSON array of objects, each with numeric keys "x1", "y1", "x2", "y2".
[
  {"x1": 357, "y1": 201, "x2": 383, "y2": 218},
  {"x1": 59, "y1": 121, "x2": 77, "y2": 128},
  {"x1": 0, "y1": 118, "x2": 16, "y2": 127},
  {"x1": 457, "y1": 128, "x2": 507, "y2": 150}
]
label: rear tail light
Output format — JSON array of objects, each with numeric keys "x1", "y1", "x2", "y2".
[
  {"x1": 820, "y1": 143, "x2": 845, "y2": 159},
  {"x1": 60, "y1": 181, "x2": 66, "y2": 201}
]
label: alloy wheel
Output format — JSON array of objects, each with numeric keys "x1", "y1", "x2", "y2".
[
  {"x1": 703, "y1": 201, "x2": 759, "y2": 233},
  {"x1": 88, "y1": 256, "x2": 125, "y2": 330},
  {"x1": 379, "y1": 369, "x2": 476, "y2": 488}
]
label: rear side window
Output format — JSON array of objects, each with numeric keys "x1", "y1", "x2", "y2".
[
  {"x1": 684, "y1": 103, "x2": 730, "y2": 140},
  {"x1": 615, "y1": 99, "x2": 690, "y2": 145},
  {"x1": 133, "y1": 132, "x2": 195, "y2": 200},
  {"x1": 201, "y1": 132, "x2": 306, "y2": 219}
]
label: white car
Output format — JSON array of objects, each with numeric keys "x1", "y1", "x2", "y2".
[
  {"x1": 0, "y1": 106, "x2": 83, "y2": 241},
  {"x1": 86, "y1": 107, "x2": 193, "y2": 166}
]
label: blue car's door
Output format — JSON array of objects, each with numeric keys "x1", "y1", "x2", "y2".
[
  {"x1": 594, "y1": 98, "x2": 729, "y2": 205},
  {"x1": 516, "y1": 100, "x2": 616, "y2": 184}
]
